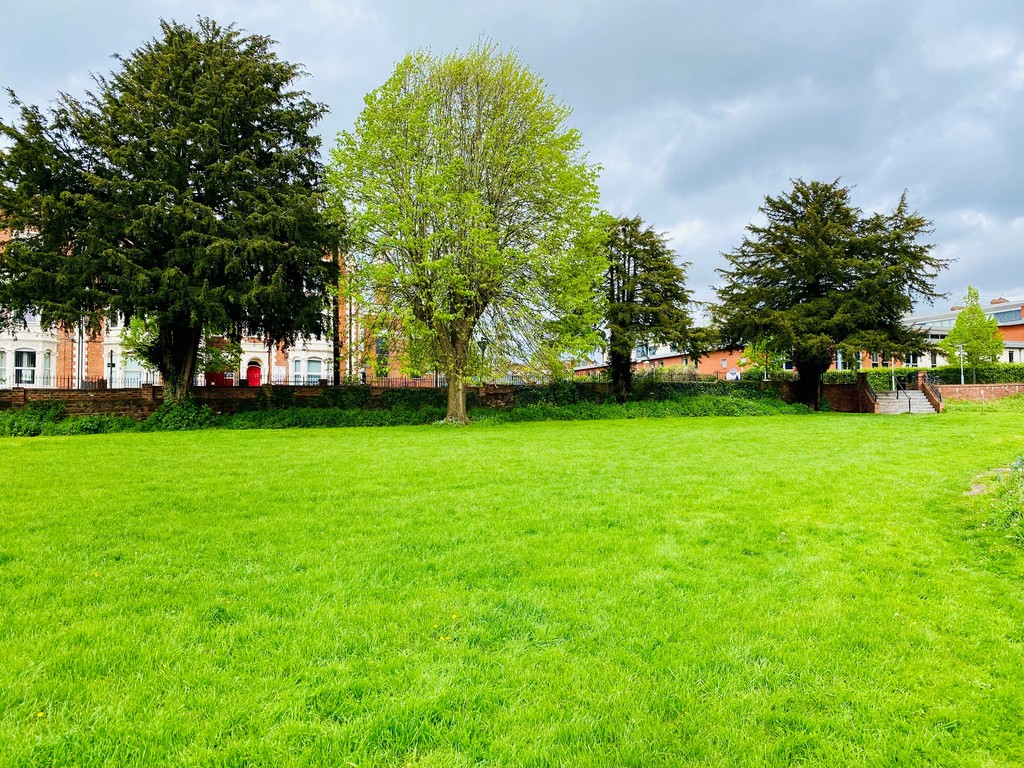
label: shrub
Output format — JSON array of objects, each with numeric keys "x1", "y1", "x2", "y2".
[
  {"x1": 989, "y1": 455, "x2": 1024, "y2": 547},
  {"x1": 0, "y1": 401, "x2": 67, "y2": 437},
  {"x1": 143, "y1": 399, "x2": 215, "y2": 431},
  {"x1": 40, "y1": 415, "x2": 138, "y2": 436},
  {"x1": 311, "y1": 386, "x2": 373, "y2": 410}
]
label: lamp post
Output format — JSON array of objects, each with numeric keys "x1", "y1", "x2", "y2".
[
  {"x1": 107, "y1": 350, "x2": 116, "y2": 388},
  {"x1": 957, "y1": 343, "x2": 965, "y2": 386},
  {"x1": 477, "y1": 335, "x2": 490, "y2": 384}
]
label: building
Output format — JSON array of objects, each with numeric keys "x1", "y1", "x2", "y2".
[{"x1": 573, "y1": 295, "x2": 1024, "y2": 379}]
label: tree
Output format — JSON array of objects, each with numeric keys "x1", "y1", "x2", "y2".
[
  {"x1": 940, "y1": 286, "x2": 1004, "y2": 383},
  {"x1": 681, "y1": 325, "x2": 720, "y2": 372},
  {"x1": 739, "y1": 338, "x2": 789, "y2": 380},
  {"x1": 0, "y1": 19, "x2": 335, "y2": 401},
  {"x1": 329, "y1": 43, "x2": 602, "y2": 423},
  {"x1": 715, "y1": 179, "x2": 948, "y2": 408},
  {"x1": 601, "y1": 215, "x2": 691, "y2": 401}
]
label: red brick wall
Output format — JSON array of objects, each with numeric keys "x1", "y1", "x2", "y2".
[
  {"x1": 822, "y1": 383, "x2": 861, "y2": 412},
  {"x1": 939, "y1": 383, "x2": 1024, "y2": 401}
]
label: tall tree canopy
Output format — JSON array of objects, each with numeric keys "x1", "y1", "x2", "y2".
[
  {"x1": 329, "y1": 43, "x2": 602, "y2": 423},
  {"x1": 715, "y1": 179, "x2": 948, "y2": 407},
  {"x1": 939, "y1": 285, "x2": 1004, "y2": 383},
  {"x1": 0, "y1": 19, "x2": 335, "y2": 400},
  {"x1": 601, "y1": 214, "x2": 691, "y2": 401}
]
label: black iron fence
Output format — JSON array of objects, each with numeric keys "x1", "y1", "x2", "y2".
[{"x1": 0, "y1": 371, "x2": 552, "y2": 391}]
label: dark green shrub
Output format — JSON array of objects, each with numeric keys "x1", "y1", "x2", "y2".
[
  {"x1": 379, "y1": 387, "x2": 448, "y2": 410},
  {"x1": 40, "y1": 415, "x2": 138, "y2": 436},
  {"x1": 312, "y1": 385, "x2": 373, "y2": 410},
  {"x1": 0, "y1": 401, "x2": 68, "y2": 437},
  {"x1": 143, "y1": 399, "x2": 215, "y2": 431}
]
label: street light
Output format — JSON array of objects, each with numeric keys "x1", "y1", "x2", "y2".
[
  {"x1": 477, "y1": 335, "x2": 490, "y2": 384},
  {"x1": 957, "y1": 343, "x2": 965, "y2": 385}
]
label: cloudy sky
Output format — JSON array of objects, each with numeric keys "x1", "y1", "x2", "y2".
[{"x1": 3, "y1": 0, "x2": 1021, "y2": 311}]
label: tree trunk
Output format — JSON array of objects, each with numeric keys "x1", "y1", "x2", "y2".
[
  {"x1": 442, "y1": 331, "x2": 472, "y2": 424},
  {"x1": 446, "y1": 375, "x2": 469, "y2": 423},
  {"x1": 792, "y1": 354, "x2": 830, "y2": 409},
  {"x1": 609, "y1": 346, "x2": 633, "y2": 403},
  {"x1": 159, "y1": 321, "x2": 203, "y2": 403}
]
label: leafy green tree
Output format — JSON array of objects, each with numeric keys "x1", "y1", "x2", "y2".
[
  {"x1": 0, "y1": 19, "x2": 335, "y2": 401},
  {"x1": 940, "y1": 286, "x2": 1004, "y2": 383},
  {"x1": 715, "y1": 179, "x2": 948, "y2": 407},
  {"x1": 601, "y1": 215, "x2": 691, "y2": 401},
  {"x1": 740, "y1": 338, "x2": 788, "y2": 380},
  {"x1": 329, "y1": 42, "x2": 601, "y2": 423}
]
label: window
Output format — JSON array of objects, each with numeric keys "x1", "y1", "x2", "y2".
[
  {"x1": 995, "y1": 310, "x2": 1021, "y2": 323},
  {"x1": 721, "y1": 359, "x2": 727, "y2": 369},
  {"x1": 931, "y1": 352, "x2": 938, "y2": 368},
  {"x1": 42, "y1": 351, "x2": 52, "y2": 386},
  {"x1": 14, "y1": 350, "x2": 36, "y2": 385},
  {"x1": 836, "y1": 350, "x2": 844, "y2": 371},
  {"x1": 307, "y1": 359, "x2": 322, "y2": 384},
  {"x1": 0, "y1": 350, "x2": 5, "y2": 385},
  {"x1": 1010, "y1": 351, "x2": 1016, "y2": 364},
  {"x1": 293, "y1": 358, "x2": 302, "y2": 384},
  {"x1": 871, "y1": 353, "x2": 880, "y2": 368},
  {"x1": 906, "y1": 353, "x2": 918, "y2": 367}
]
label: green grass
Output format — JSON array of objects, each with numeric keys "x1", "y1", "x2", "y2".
[{"x1": 2, "y1": 413, "x2": 1023, "y2": 766}]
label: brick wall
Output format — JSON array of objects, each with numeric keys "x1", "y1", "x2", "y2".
[
  {"x1": 938, "y1": 383, "x2": 1024, "y2": 401},
  {"x1": 0, "y1": 383, "x2": 520, "y2": 418},
  {"x1": 823, "y1": 383, "x2": 861, "y2": 412}
]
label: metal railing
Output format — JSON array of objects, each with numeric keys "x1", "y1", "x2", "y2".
[{"x1": 894, "y1": 375, "x2": 912, "y2": 412}]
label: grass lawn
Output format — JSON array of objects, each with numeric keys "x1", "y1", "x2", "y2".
[{"x1": 2, "y1": 412, "x2": 1023, "y2": 766}]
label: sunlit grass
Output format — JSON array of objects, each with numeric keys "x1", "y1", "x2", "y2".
[{"x1": 2, "y1": 413, "x2": 1023, "y2": 766}]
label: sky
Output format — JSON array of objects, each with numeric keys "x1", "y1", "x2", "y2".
[{"x1": 2, "y1": 0, "x2": 1022, "y2": 313}]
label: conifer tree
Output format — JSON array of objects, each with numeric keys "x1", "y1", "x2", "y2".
[{"x1": 0, "y1": 19, "x2": 335, "y2": 400}]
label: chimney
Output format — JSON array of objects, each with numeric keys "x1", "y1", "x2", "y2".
[
  {"x1": 950, "y1": 305, "x2": 963, "y2": 311},
  {"x1": 990, "y1": 297, "x2": 1009, "y2": 305}
]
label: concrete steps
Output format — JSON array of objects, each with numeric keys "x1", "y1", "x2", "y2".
[{"x1": 875, "y1": 390, "x2": 938, "y2": 414}]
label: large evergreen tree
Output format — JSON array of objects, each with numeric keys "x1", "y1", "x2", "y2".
[
  {"x1": 602, "y1": 215, "x2": 691, "y2": 401},
  {"x1": 0, "y1": 19, "x2": 334, "y2": 400},
  {"x1": 716, "y1": 179, "x2": 948, "y2": 407},
  {"x1": 939, "y1": 285, "x2": 1004, "y2": 383},
  {"x1": 329, "y1": 43, "x2": 602, "y2": 423}
]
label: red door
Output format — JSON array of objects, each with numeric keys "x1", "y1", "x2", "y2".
[{"x1": 246, "y1": 364, "x2": 262, "y2": 387}]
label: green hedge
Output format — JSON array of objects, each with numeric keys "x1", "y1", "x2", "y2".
[{"x1": 823, "y1": 363, "x2": 1024, "y2": 389}]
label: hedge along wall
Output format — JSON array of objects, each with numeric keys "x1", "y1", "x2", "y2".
[
  {"x1": 0, "y1": 378, "x2": 792, "y2": 418},
  {"x1": 823, "y1": 363, "x2": 1024, "y2": 390}
]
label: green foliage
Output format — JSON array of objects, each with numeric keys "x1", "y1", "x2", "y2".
[
  {"x1": 311, "y1": 386, "x2": 373, "y2": 410},
  {"x1": 512, "y1": 378, "x2": 784, "y2": 407},
  {"x1": 740, "y1": 338, "x2": 789, "y2": 380},
  {"x1": 39, "y1": 415, "x2": 139, "y2": 436},
  {"x1": 940, "y1": 286, "x2": 1005, "y2": 383},
  {"x1": 219, "y1": 406, "x2": 447, "y2": 430},
  {"x1": 475, "y1": 396, "x2": 808, "y2": 423},
  {"x1": 378, "y1": 387, "x2": 450, "y2": 411},
  {"x1": 600, "y1": 214, "x2": 692, "y2": 400},
  {"x1": 716, "y1": 179, "x2": 948, "y2": 406},
  {"x1": 822, "y1": 363, "x2": 1024, "y2": 389},
  {"x1": 143, "y1": 400, "x2": 215, "y2": 432},
  {"x1": 0, "y1": 401, "x2": 66, "y2": 436},
  {"x1": 329, "y1": 41, "x2": 602, "y2": 422},
  {"x1": 987, "y1": 455, "x2": 1024, "y2": 547},
  {"x1": 0, "y1": 19, "x2": 335, "y2": 402}
]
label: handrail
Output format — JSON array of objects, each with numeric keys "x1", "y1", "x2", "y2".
[
  {"x1": 921, "y1": 372, "x2": 944, "y2": 413},
  {"x1": 894, "y1": 376, "x2": 911, "y2": 412}
]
